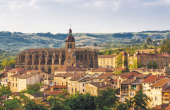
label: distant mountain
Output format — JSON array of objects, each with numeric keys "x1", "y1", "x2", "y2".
[{"x1": 0, "y1": 30, "x2": 170, "y2": 52}]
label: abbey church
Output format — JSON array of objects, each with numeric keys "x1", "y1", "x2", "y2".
[{"x1": 15, "y1": 29, "x2": 98, "y2": 74}]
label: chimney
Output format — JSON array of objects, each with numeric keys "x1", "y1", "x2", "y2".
[
  {"x1": 104, "y1": 82, "x2": 107, "y2": 85},
  {"x1": 73, "y1": 71, "x2": 75, "y2": 74},
  {"x1": 100, "y1": 82, "x2": 102, "y2": 86}
]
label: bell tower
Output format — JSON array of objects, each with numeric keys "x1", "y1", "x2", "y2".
[{"x1": 65, "y1": 28, "x2": 76, "y2": 66}]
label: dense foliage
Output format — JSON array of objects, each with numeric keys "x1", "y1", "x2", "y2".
[{"x1": 0, "y1": 85, "x2": 152, "y2": 110}]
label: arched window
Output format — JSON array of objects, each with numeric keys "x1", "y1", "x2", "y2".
[
  {"x1": 41, "y1": 66, "x2": 45, "y2": 72},
  {"x1": 68, "y1": 43, "x2": 70, "y2": 48},
  {"x1": 35, "y1": 66, "x2": 38, "y2": 70},
  {"x1": 70, "y1": 43, "x2": 72, "y2": 48},
  {"x1": 48, "y1": 66, "x2": 51, "y2": 74},
  {"x1": 28, "y1": 66, "x2": 32, "y2": 70}
]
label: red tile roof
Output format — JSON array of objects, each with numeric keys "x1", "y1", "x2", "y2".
[
  {"x1": 139, "y1": 53, "x2": 170, "y2": 57},
  {"x1": 55, "y1": 66, "x2": 85, "y2": 71},
  {"x1": 91, "y1": 68, "x2": 113, "y2": 72},
  {"x1": 156, "y1": 75, "x2": 165, "y2": 81},
  {"x1": 130, "y1": 71, "x2": 142, "y2": 75},
  {"x1": 142, "y1": 75, "x2": 157, "y2": 83},
  {"x1": 115, "y1": 67, "x2": 126, "y2": 71},
  {"x1": 164, "y1": 105, "x2": 170, "y2": 110},
  {"x1": 98, "y1": 55, "x2": 117, "y2": 58},
  {"x1": 13, "y1": 92, "x2": 20, "y2": 96},
  {"x1": 8, "y1": 69, "x2": 24, "y2": 73},
  {"x1": 162, "y1": 86, "x2": 170, "y2": 92},
  {"x1": 99, "y1": 73, "x2": 114, "y2": 78},
  {"x1": 4, "y1": 66, "x2": 12, "y2": 71},
  {"x1": 121, "y1": 74, "x2": 133, "y2": 79},
  {"x1": 89, "y1": 82, "x2": 110, "y2": 88},
  {"x1": 152, "y1": 104, "x2": 169, "y2": 109},
  {"x1": 47, "y1": 91, "x2": 63, "y2": 95},
  {"x1": 51, "y1": 85, "x2": 66, "y2": 88},
  {"x1": 150, "y1": 79, "x2": 170, "y2": 87}
]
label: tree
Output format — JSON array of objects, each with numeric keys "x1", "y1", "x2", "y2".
[
  {"x1": 153, "y1": 61, "x2": 158, "y2": 69},
  {"x1": 145, "y1": 37, "x2": 152, "y2": 45},
  {"x1": 4, "y1": 98, "x2": 21, "y2": 110},
  {"x1": 7, "y1": 60, "x2": 15, "y2": 68},
  {"x1": 95, "y1": 88, "x2": 118, "y2": 109},
  {"x1": 26, "y1": 83, "x2": 42, "y2": 95},
  {"x1": 154, "y1": 47, "x2": 158, "y2": 54},
  {"x1": 115, "y1": 53, "x2": 122, "y2": 68},
  {"x1": 147, "y1": 61, "x2": 152, "y2": 69},
  {"x1": 142, "y1": 44, "x2": 147, "y2": 49},
  {"x1": 133, "y1": 90, "x2": 151, "y2": 110},
  {"x1": 63, "y1": 93, "x2": 96, "y2": 110},
  {"x1": 165, "y1": 36, "x2": 169, "y2": 42},
  {"x1": 161, "y1": 39, "x2": 166, "y2": 45},
  {"x1": 0, "y1": 85, "x2": 12, "y2": 97},
  {"x1": 23, "y1": 100, "x2": 47, "y2": 110},
  {"x1": 92, "y1": 42, "x2": 97, "y2": 46}
]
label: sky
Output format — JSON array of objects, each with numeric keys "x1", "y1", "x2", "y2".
[{"x1": 0, "y1": 0, "x2": 170, "y2": 33}]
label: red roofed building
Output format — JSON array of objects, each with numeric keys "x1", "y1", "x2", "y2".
[
  {"x1": 54, "y1": 66, "x2": 85, "y2": 75},
  {"x1": 90, "y1": 68, "x2": 113, "y2": 75},
  {"x1": 124, "y1": 50, "x2": 170, "y2": 70},
  {"x1": 149, "y1": 78, "x2": 170, "y2": 107}
]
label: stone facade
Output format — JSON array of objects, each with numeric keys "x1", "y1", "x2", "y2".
[{"x1": 15, "y1": 29, "x2": 98, "y2": 74}]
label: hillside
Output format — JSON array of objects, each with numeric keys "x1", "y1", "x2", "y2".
[{"x1": 0, "y1": 30, "x2": 170, "y2": 52}]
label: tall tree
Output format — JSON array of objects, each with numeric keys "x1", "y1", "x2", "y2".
[
  {"x1": 154, "y1": 47, "x2": 158, "y2": 54},
  {"x1": 115, "y1": 53, "x2": 122, "y2": 68},
  {"x1": 95, "y1": 88, "x2": 118, "y2": 110},
  {"x1": 161, "y1": 39, "x2": 166, "y2": 45},
  {"x1": 142, "y1": 44, "x2": 147, "y2": 49},
  {"x1": 165, "y1": 36, "x2": 169, "y2": 42},
  {"x1": 145, "y1": 37, "x2": 152, "y2": 45}
]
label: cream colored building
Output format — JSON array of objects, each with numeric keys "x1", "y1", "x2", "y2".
[
  {"x1": 10, "y1": 70, "x2": 47, "y2": 92},
  {"x1": 149, "y1": 78, "x2": 170, "y2": 107},
  {"x1": 98, "y1": 55, "x2": 117, "y2": 68},
  {"x1": 85, "y1": 82, "x2": 110, "y2": 96}
]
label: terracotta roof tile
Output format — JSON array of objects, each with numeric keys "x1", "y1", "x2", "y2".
[
  {"x1": 55, "y1": 66, "x2": 85, "y2": 71},
  {"x1": 156, "y1": 75, "x2": 165, "y2": 81},
  {"x1": 8, "y1": 69, "x2": 24, "y2": 73},
  {"x1": 152, "y1": 104, "x2": 169, "y2": 109},
  {"x1": 139, "y1": 53, "x2": 170, "y2": 57},
  {"x1": 91, "y1": 68, "x2": 113, "y2": 72},
  {"x1": 121, "y1": 79, "x2": 133, "y2": 84},
  {"x1": 98, "y1": 55, "x2": 117, "y2": 58},
  {"x1": 121, "y1": 74, "x2": 133, "y2": 79},
  {"x1": 54, "y1": 73, "x2": 79, "y2": 78},
  {"x1": 70, "y1": 73, "x2": 86, "y2": 81},
  {"x1": 51, "y1": 85, "x2": 66, "y2": 88},
  {"x1": 164, "y1": 105, "x2": 170, "y2": 109},
  {"x1": 142, "y1": 75, "x2": 157, "y2": 83},
  {"x1": 89, "y1": 82, "x2": 110, "y2": 88},
  {"x1": 99, "y1": 73, "x2": 114, "y2": 78},
  {"x1": 115, "y1": 67, "x2": 126, "y2": 71},
  {"x1": 150, "y1": 79, "x2": 170, "y2": 87},
  {"x1": 47, "y1": 91, "x2": 63, "y2": 95},
  {"x1": 4, "y1": 66, "x2": 12, "y2": 71},
  {"x1": 162, "y1": 86, "x2": 170, "y2": 92}
]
